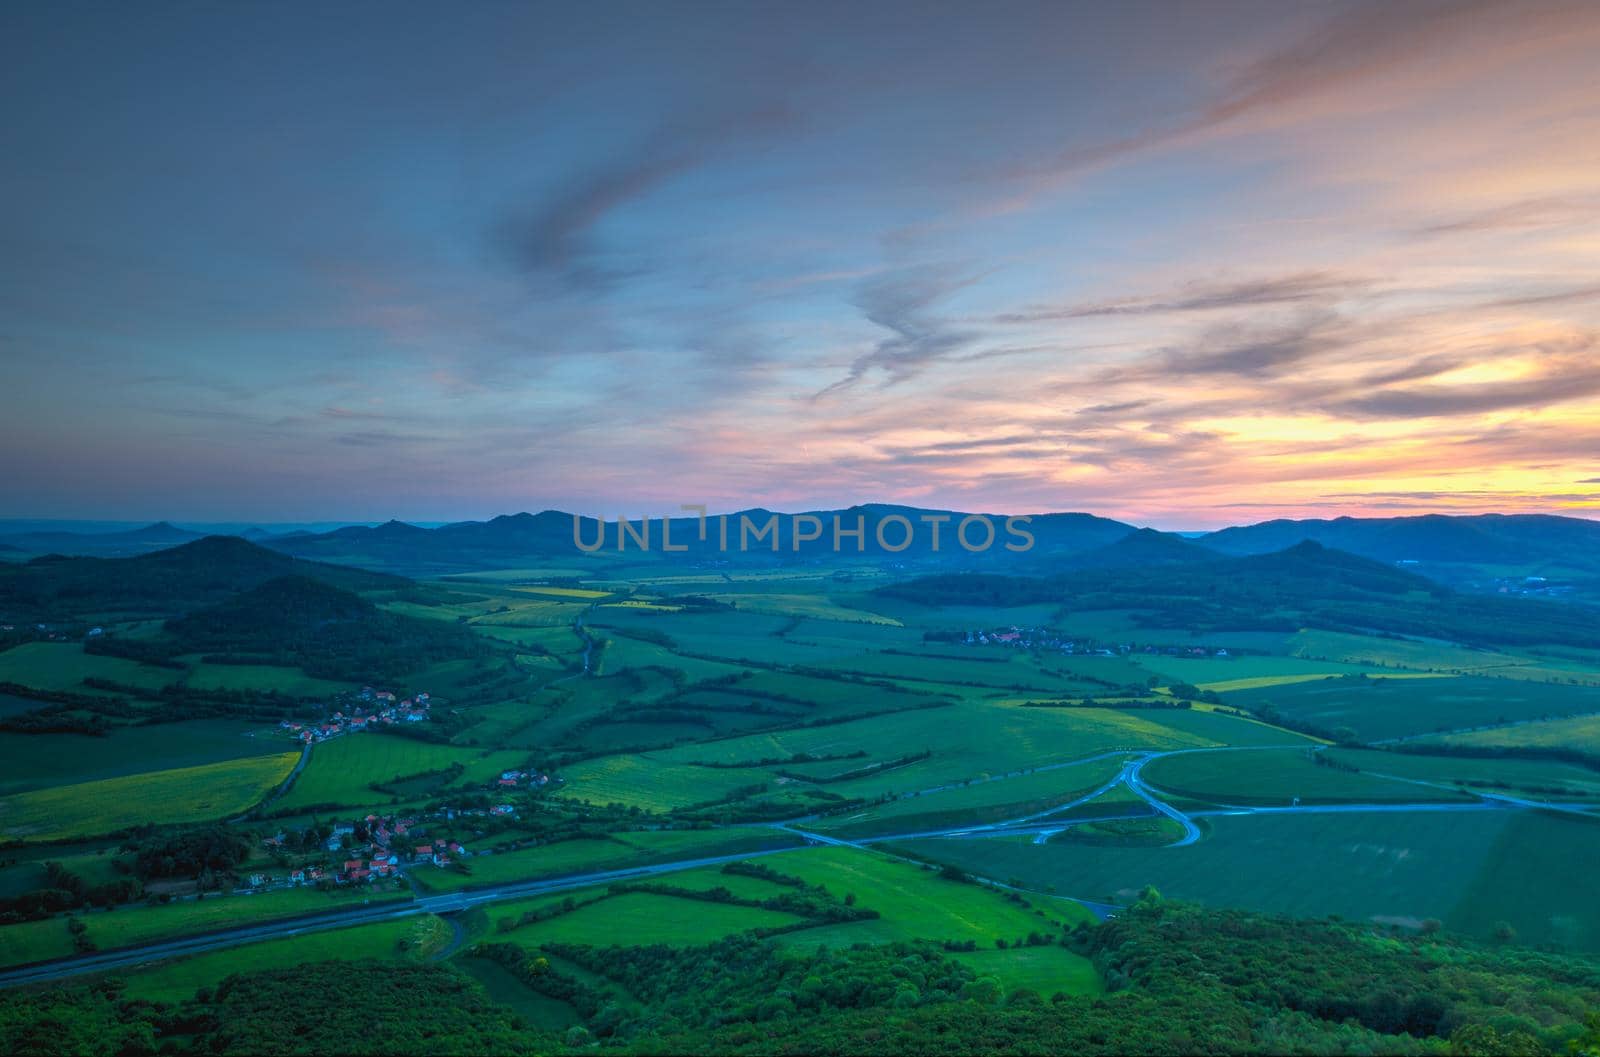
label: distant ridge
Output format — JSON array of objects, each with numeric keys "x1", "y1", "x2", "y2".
[{"x1": 1200, "y1": 513, "x2": 1600, "y2": 569}]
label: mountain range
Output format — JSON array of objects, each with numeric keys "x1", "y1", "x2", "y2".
[{"x1": 3, "y1": 508, "x2": 1598, "y2": 582}]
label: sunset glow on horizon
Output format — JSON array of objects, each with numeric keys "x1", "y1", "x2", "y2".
[{"x1": 3, "y1": 1, "x2": 1599, "y2": 529}]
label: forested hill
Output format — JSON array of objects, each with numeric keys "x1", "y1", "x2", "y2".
[
  {"x1": 1200, "y1": 512, "x2": 1600, "y2": 570},
  {"x1": 259, "y1": 506, "x2": 1139, "y2": 572},
  {"x1": 879, "y1": 540, "x2": 1600, "y2": 648},
  {"x1": 160, "y1": 575, "x2": 485, "y2": 684},
  {"x1": 0, "y1": 536, "x2": 406, "y2": 621}
]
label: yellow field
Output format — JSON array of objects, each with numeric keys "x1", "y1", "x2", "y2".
[
  {"x1": 600, "y1": 600, "x2": 684, "y2": 613},
  {"x1": 1195, "y1": 672, "x2": 1452, "y2": 693},
  {"x1": 511, "y1": 586, "x2": 611, "y2": 599},
  {"x1": 0, "y1": 753, "x2": 299, "y2": 841},
  {"x1": 704, "y1": 593, "x2": 902, "y2": 625}
]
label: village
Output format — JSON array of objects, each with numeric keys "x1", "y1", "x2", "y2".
[
  {"x1": 954, "y1": 625, "x2": 1237, "y2": 660},
  {"x1": 277, "y1": 686, "x2": 433, "y2": 744},
  {"x1": 244, "y1": 767, "x2": 554, "y2": 895}
]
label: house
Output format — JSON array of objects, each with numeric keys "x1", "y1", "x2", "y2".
[
  {"x1": 497, "y1": 777, "x2": 518, "y2": 787},
  {"x1": 325, "y1": 835, "x2": 344, "y2": 852},
  {"x1": 413, "y1": 844, "x2": 434, "y2": 863},
  {"x1": 343, "y1": 859, "x2": 364, "y2": 875},
  {"x1": 290, "y1": 869, "x2": 307, "y2": 885},
  {"x1": 349, "y1": 867, "x2": 372, "y2": 882},
  {"x1": 247, "y1": 873, "x2": 269, "y2": 887},
  {"x1": 491, "y1": 804, "x2": 515, "y2": 816}
]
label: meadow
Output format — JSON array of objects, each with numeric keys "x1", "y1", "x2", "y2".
[
  {"x1": 1324, "y1": 747, "x2": 1600, "y2": 799},
  {"x1": 1221, "y1": 674, "x2": 1600, "y2": 742},
  {"x1": 767, "y1": 845, "x2": 1098, "y2": 947},
  {"x1": 410, "y1": 828, "x2": 802, "y2": 892},
  {"x1": 0, "y1": 642, "x2": 174, "y2": 693},
  {"x1": 498, "y1": 891, "x2": 806, "y2": 947},
  {"x1": 1139, "y1": 749, "x2": 1472, "y2": 806},
  {"x1": 0, "y1": 719, "x2": 284, "y2": 796},
  {"x1": 892, "y1": 809, "x2": 1600, "y2": 950},
  {"x1": 1417, "y1": 713, "x2": 1600, "y2": 756},
  {"x1": 0, "y1": 752, "x2": 299, "y2": 841},
  {"x1": 117, "y1": 915, "x2": 452, "y2": 1002},
  {"x1": 273, "y1": 734, "x2": 527, "y2": 812}
]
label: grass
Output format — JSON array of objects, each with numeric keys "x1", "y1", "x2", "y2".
[
  {"x1": 815, "y1": 754, "x2": 1131, "y2": 838},
  {"x1": 1136, "y1": 655, "x2": 1385, "y2": 688},
  {"x1": 1325, "y1": 748, "x2": 1600, "y2": 799},
  {"x1": 1290, "y1": 629, "x2": 1600, "y2": 685},
  {"x1": 410, "y1": 828, "x2": 802, "y2": 892},
  {"x1": 0, "y1": 719, "x2": 285, "y2": 797},
  {"x1": 274, "y1": 734, "x2": 526, "y2": 812},
  {"x1": 892, "y1": 808, "x2": 1600, "y2": 950},
  {"x1": 0, "y1": 916, "x2": 74, "y2": 969},
  {"x1": 1419, "y1": 713, "x2": 1600, "y2": 756},
  {"x1": 1140, "y1": 749, "x2": 1472, "y2": 806},
  {"x1": 0, "y1": 642, "x2": 174, "y2": 693},
  {"x1": 180, "y1": 661, "x2": 350, "y2": 696},
  {"x1": 500, "y1": 891, "x2": 806, "y2": 947},
  {"x1": 1222, "y1": 674, "x2": 1600, "y2": 742},
  {"x1": 453, "y1": 957, "x2": 581, "y2": 1028},
  {"x1": 117, "y1": 915, "x2": 451, "y2": 1003},
  {"x1": 949, "y1": 944, "x2": 1104, "y2": 997},
  {"x1": 0, "y1": 753, "x2": 299, "y2": 841},
  {"x1": 766, "y1": 845, "x2": 1096, "y2": 949},
  {"x1": 577, "y1": 703, "x2": 1241, "y2": 812},
  {"x1": 83, "y1": 885, "x2": 411, "y2": 952}
]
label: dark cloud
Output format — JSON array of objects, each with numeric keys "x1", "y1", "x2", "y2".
[
  {"x1": 997, "y1": 272, "x2": 1363, "y2": 323},
  {"x1": 1416, "y1": 195, "x2": 1598, "y2": 236},
  {"x1": 816, "y1": 267, "x2": 984, "y2": 396},
  {"x1": 495, "y1": 106, "x2": 795, "y2": 291},
  {"x1": 1108, "y1": 311, "x2": 1352, "y2": 382},
  {"x1": 1329, "y1": 341, "x2": 1600, "y2": 418},
  {"x1": 1581, "y1": 478, "x2": 1600, "y2": 484},
  {"x1": 1008, "y1": 0, "x2": 1548, "y2": 190}
]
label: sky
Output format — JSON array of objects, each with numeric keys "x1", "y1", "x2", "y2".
[{"x1": 2, "y1": 0, "x2": 1598, "y2": 529}]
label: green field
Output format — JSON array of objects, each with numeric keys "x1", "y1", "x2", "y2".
[
  {"x1": 0, "y1": 642, "x2": 174, "y2": 693},
  {"x1": 767, "y1": 845, "x2": 1097, "y2": 948},
  {"x1": 1222, "y1": 674, "x2": 1600, "y2": 742},
  {"x1": 453, "y1": 956, "x2": 583, "y2": 1028},
  {"x1": 411, "y1": 828, "x2": 802, "y2": 892},
  {"x1": 118, "y1": 915, "x2": 451, "y2": 1002},
  {"x1": 815, "y1": 754, "x2": 1131, "y2": 837},
  {"x1": 894, "y1": 809, "x2": 1600, "y2": 949},
  {"x1": 0, "y1": 720, "x2": 285, "y2": 796},
  {"x1": 1325, "y1": 747, "x2": 1600, "y2": 799},
  {"x1": 0, "y1": 753, "x2": 299, "y2": 841},
  {"x1": 273, "y1": 734, "x2": 527, "y2": 812},
  {"x1": 500, "y1": 891, "x2": 806, "y2": 947},
  {"x1": 1417, "y1": 713, "x2": 1600, "y2": 757},
  {"x1": 1140, "y1": 748, "x2": 1472, "y2": 806},
  {"x1": 949, "y1": 944, "x2": 1104, "y2": 998},
  {"x1": 180, "y1": 660, "x2": 351, "y2": 696}
]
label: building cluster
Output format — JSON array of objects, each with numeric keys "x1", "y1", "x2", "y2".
[
  {"x1": 252, "y1": 811, "x2": 473, "y2": 889},
  {"x1": 959, "y1": 627, "x2": 1234, "y2": 659},
  {"x1": 278, "y1": 687, "x2": 432, "y2": 743}
]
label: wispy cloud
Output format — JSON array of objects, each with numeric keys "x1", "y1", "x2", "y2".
[
  {"x1": 815, "y1": 267, "x2": 985, "y2": 397},
  {"x1": 997, "y1": 271, "x2": 1364, "y2": 323},
  {"x1": 494, "y1": 106, "x2": 795, "y2": 290}
]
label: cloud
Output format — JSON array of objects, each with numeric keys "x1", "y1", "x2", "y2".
[
  {"x1": 997, "y1": 271, "x2": 1364, "y2": 323},
  {"x1": 1328, "y1": 336, "x2": 1600, "y2": 418},
  {"x1": 1108, "y1": 311, "x2": 1353, "y2": 382},
  {"x1": 999, "y1": 0, "x2": 1595, "y2": 202},
  {"x1": 1416, "y1": 195, "x2": 1598, "y2": 236},
  {"x1": 815, "y1": 267, "x2": 984, "y2": 396},
  {"x1": 495, "y1": 106, "x2": 794, "y2": 290}
]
